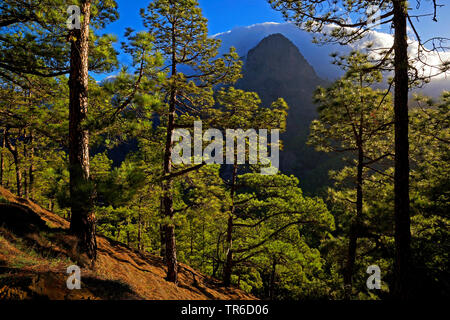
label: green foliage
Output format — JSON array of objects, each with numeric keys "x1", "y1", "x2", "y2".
[
  {"x1": 0, "y1": 0, "x2": 448, "y2": 300},
  {"x1": 229, "y1": 173, "x2": 334, "y2": 298},
  {"x1": 0, "y1": 0, "x2": 120, "y2": 80}
]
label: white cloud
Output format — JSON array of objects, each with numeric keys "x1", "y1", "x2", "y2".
[{"x1": 214, "y1": 22, "x2": 450, "y2": 98}]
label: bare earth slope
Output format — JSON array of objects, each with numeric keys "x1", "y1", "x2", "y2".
[{"x1": 0, "y1": 186, "x2": 254, "y2": 300}]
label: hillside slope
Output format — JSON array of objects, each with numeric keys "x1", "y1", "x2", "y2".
[{"x1": 0, "y1": 187, "x2": 254, "y2": 300}]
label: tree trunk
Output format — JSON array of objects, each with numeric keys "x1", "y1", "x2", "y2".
[
  {"x1": 13, "y1": 151, "x2": 21, "y2": 197},
  {"x1": 343, "y1": 143, "x2": 363, "y2": 299},
  {"x1": 23, "y1": 132, "x2": 28, "y2": 198},
  {"x1": 28, "y1": 131, "x2": 35, "y2": 199},
  {"x1": 269, "y1": 258, "x2": 277, "y2": 300},
  {"x1": 223, "y1": 214, "x2": 234, "y2": 287},
  {"x1": 0, "y1": 128, "x2": 5, "y2": 186},
  {"x1": 189, "y1": 223, "x2": 194, "y2": 264},
  {"x1": 4, "y1": 129, "x2": 21, "y2": 197},
  {"x1": 162, "y1": 103, "x2": 177, "y2": 282},
  {"x1": 161, "y1": 22, "x2": 179, "y2": 283},
  {"x1": 162, "y1": 129, "x2": 178, "y2": 282},
  {"x1": 137, "y1": 211, "x2": 142, "y2": 251},
  {"x1": 68, "y1": 0, "x2": 97, "y2": 261},
  {"x1": 392, "y1": 0, "x2": 411, "y2": 300},
  {"x1": 201, "y1": 222, "x2": 206, "y2": 268},
  {"x1": 223, "y1": 163, "x2": 238, "y2": 287},
  {"x1": 212, "y1": 233, "x2": 222, "y2": 278},
  {"x1": 165, "y1": 223, "x2": 177, "y2": 282},
  {"x1": 344, "y1": 78, "x2": 365, "y2": 300}
]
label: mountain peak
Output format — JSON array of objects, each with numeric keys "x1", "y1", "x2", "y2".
[
  {"x1": 236, "y1": 34, "x2": 330, "y2": 191},
  {"x1": 256, "y1": 32, "x2": 295, "y2": 46},
  {"x1": 239, "y1": 33, "x2": 323, "y2": 95}
]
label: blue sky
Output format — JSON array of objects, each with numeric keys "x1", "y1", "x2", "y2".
[
  {"x1": 198, "y1": 0, "x2": 285, "y2": 35},
  {"x1": 99, "y1": 0, "x2": 286, "y2": 79},
  {"x1": 98, "y1": 0, "x2": 450, "y2": 80},
  {"x1": 104, "y1": 0, "x2": 450, "y2": 38},
  {"x1": 103, "y1": 0, "x2": 285, "y2": 36}
]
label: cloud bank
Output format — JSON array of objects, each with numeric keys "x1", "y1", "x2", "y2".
[{"x1": 214, "y1": 22, "x2": 450, "y2": 99}]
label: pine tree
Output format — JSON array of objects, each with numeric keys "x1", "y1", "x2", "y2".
[
  {"x1": 269, "y1": 0, "x2": 449, "y2": 298},
  {"x1": 309, "y1": 52, "x2": 394, "y2": 298},
  {"x1": 202, "y1": 86, "x2": 288, "y2": 286},
  {"x1": 223, "y1": 173, "x2": 334, "y2": 290},
  {"x1": 67, "y1": 0, "x2": 121, "y2": 260},
  {"x1": 0, "y1": 0, "x2": 121, "y2": 260},
  {"x1": 140, "y1": 0, "x2": 242, "y2": 283}
]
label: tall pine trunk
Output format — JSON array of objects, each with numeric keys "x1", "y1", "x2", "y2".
[
  {"x1": 161, "y1": 25, "x2": 179, "y2": 283},
  {"x1": 0, "y1": 128, "x2": 5, "y2": 186},
  {"x1": 343, "y1": 141, "x2": 363, "y2": 299},
  {"x1": 68, "y1": 0, "x2": 97, "y2": 260},
  {"x1": 223, "y1": 162, "x2": 238, "y2": 287},
  {"x1": 162, "y1": 111, "x2": 177, "y2": 282},
  {"x1": 343, "y1": 79, "x2": 365, "y2": 300},
  {"x1": 212, "y1": 233, "x2": 222, "y2": 278},
  {"x1": 223, "y1": 214, "x2": 234, "y2": 287},
  {"x1": 28, "y1": 131, "x2": 34, "y2": 199},
  {"x1": 13, "y1": 149, "x2": 21, "y2": 197},
  {"x1": 269, "y1": 258, "x2": 277, "y2": 300},
  {"x1": 137, "y1": 211, "x2": 142, "y2": 251},
  {"x1": 26, "y1": 92, "x2": 34, "y2": 199},
  {"x1": 23, "y1": 133, "x2": 28, "y2": 198},
  {"x1": 5, "y1": 129, "x2": 21, "y2": 197},
  {"x1": 393, "y1": 0, "x2": 411, "y2": 299}
]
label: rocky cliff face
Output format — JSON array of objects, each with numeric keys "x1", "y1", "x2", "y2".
[{"x1": 237, "y1": 33, "x2": 339, "y2": 192}]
